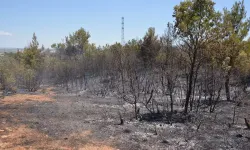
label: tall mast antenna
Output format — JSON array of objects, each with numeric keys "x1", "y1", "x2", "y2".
[{"x1": 121, "y1": 17, "x2": 125, "y2": 45}]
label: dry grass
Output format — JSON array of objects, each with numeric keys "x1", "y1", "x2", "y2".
[
  {"x1": 0, "y1": 124, "x2": 115, "y2": 150},
  {"x1": 0, "y1": 125, "x2": 53, "y2": 149},
  {"x1": 1, "y1": 94, "x2": 54, "y2": 105},
  {"x1": 0, "y1": 111, "x2": 9, "y2": 117},
  {"x1": 38, "y1": 87, "x2": 56, "y2": 96},
  {"x1": 69, "y1": 130, "x2": 92, "y2": 139},
  {"x1": 79, "y1": 144, "x2": 115, "y2": 150},
  {"x1": 1, "y1": 87, "x2": 56, "y2": 105}
]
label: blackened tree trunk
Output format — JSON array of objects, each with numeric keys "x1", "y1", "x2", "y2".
[
  {"x1": 184, "y1": 69, "x2": 194, "y2": 114},
  {"x1": 184, "y1": 48, "x2": 197, "y2": 114},
  {"x1": 225, "y1": 69, "x2": 231, "y2": 101}
]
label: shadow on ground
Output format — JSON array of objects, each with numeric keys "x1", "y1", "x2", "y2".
[{"x1": 139, "y1": 112, "x2": 193, "y2": 124}]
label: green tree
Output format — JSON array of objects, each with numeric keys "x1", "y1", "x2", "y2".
[
  {"x1": 173, "y1": 0, "x2": 218, "y2": 114},
  {"x1": 21, "y1": 33, "x2": 44, "y2": 91},
  {"x1": 221, "y1": 0, "x2": 250, "y2": 101},
  {"x1": 70, "y1": 27, "x2": 90, "y2": 52},
  {"x1": 51, "y1": 27, "x2": 90, "y2": 58},
  {"x1": 139, "y1": 27, "x2": 160, "y2": 68},
  {"x1": 22, "y1": 33, "x2": 43, "y2": 70},
  {"x1": 0, "y1": 56, "x2": 19, "y2": 95},
  {"x1": 125, "y1": 39, "x2": 141, "y2": 52}
]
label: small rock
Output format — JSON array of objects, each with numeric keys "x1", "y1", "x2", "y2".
[{"x1": 0, "y1": 130, "x2": 4, "y2": 132}]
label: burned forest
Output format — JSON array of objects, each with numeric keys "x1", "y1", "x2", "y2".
[{"x1": 1, "y1": 0, "x2": 250, "y2": 149}]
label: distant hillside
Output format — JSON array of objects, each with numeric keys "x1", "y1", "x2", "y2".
[{"x1": 0, "y1": 48, "x2": 23, "y2": 53}]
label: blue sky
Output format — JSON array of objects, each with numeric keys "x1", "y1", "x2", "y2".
[{"x1": 0, "y1": 0, "x2": 249, "y2": 48}]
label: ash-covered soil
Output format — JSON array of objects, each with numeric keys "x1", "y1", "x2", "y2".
[{"x1": 1, "y1": 87, "x2": 250, "y2": 150}]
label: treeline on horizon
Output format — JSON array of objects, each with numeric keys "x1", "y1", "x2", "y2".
[{"x1": 1, "y1": 0, "x2": 250, "y2": 118}]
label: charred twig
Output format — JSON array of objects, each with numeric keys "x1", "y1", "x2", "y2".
[
  {"x1": 244, "y1": 118, "x2": 250, "y2": 129},
  {"x1": 118, "y1": 111, "x2": 124, "y2": 125}
]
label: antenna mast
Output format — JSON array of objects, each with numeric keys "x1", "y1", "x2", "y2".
[{"x1": 121, "y1": 17, "x2": 125, "y2": 45}]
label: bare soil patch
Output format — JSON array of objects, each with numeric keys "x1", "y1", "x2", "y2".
[
  {"x1": 1, "y1": 87, "x2": 56, "y2": 105},
  {"x1": 1, "y1": 94, "x2": 54, "y2": 105}
]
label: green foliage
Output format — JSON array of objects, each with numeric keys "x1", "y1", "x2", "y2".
[
  {"x1": 21, "y1": 68, "x2": 39, "y2": 91},
  {"x1": 14, "y1": 33, "x2": 44, "y2": 91},
  {"x1": 173, "y1": 0, "x2": 218, "y2": 113},
  {"x1": 173, "y1": 0, "x2": 217, "y2": 40},
  {"x1": 218, "y1": 1, "x2": 250, "y2": 101},
  {"x1": 22, "y1": 33, "x2": 43, "y2": 70},
  {"x1": 221, "y1": 0, "x2": 250, "y2": 67},
  {"x1": 52, "y1": 27, "x2": 90, "y2": 57},
  {"x1": 125, "y1": 39, "x2": 141, "y2": 52},
  {"x1": 51, "y1": 43, "x2": 66, "y2": 49},
  {"x1": 0, "y1": 56, "x2": 19, "y2": 91},
  {"x1": 139, "y1": 27, "x2": 161, "y2": 68},
  {"x1": 69, "y1": 27, "x2": 90, "y2": 51}
]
